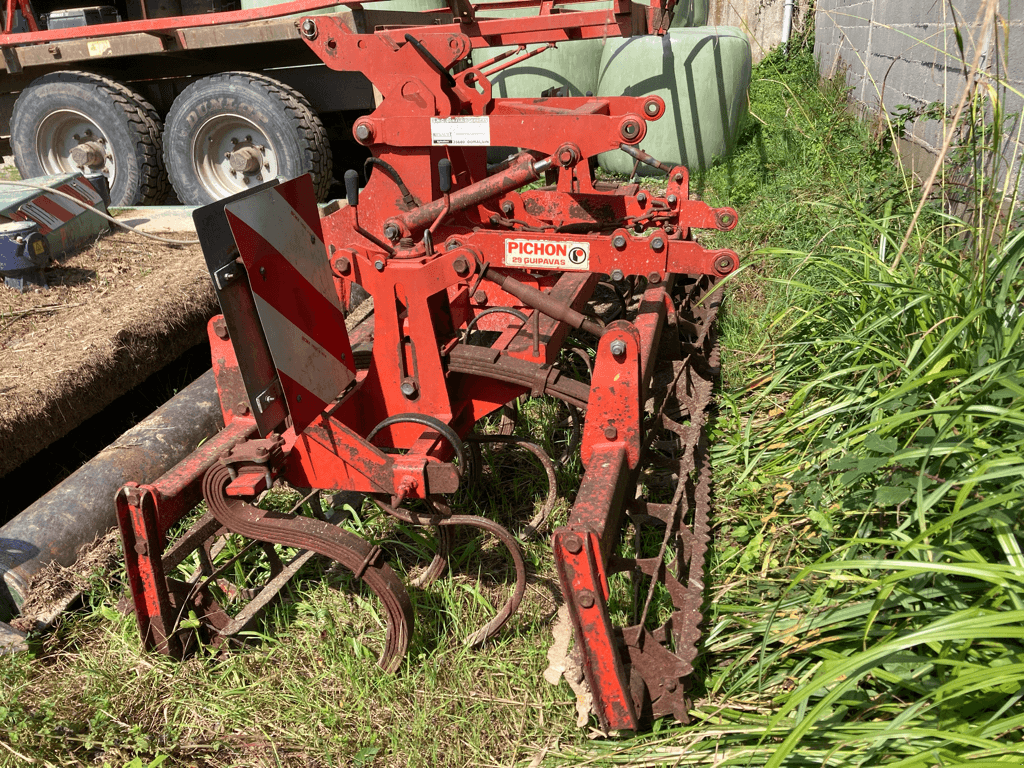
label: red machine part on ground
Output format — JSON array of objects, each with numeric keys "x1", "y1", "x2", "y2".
[{"x1": 116, "y1": 0, "x2": 736, "y2": 733}]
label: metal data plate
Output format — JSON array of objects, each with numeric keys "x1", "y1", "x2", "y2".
[
  {"x1": 223, "y1": 174, "x2": 355, "y2": 434},
  {"x1": 194, "y1": 179, "x2": 289, "y2": 437}
]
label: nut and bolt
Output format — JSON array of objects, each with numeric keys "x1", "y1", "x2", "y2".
[
  {"x1": 612, "y1": 235, "x2": 627, "y2": 250},
  {"x1": 400, "y1": 378, "x2": 418, "y2": 398},
  {"x1": 473, "y1": 290, "x2": 488, "y2": 305},
  {"x1": 383, "y1": 223, "x2": 400, "y2": 241},
  {"x1": 236, "y1": 401, "x2": 250, "y2": 416},
  {"x1": 300, "y1": 18, "x2": 317, "y2": 38},
  {"x1": 611, "y1": 268, "x2": 624, "y2": 282},
  {"x1": 563, "y1": 534, "x2": 583, "y2": 554},
  {"x1": 609, "y1": 339, "x2": 627, "y2": 357},
  {"x1": 650, "y1": 236, "x2": 666, "y2": 252},
  {"x1": 667, "y1": 194, "x2": 678, "y2": 205},
  {"x1": 636, "y1": 192, "x2": 647, "y2": 205},
  {"x1": 577, "y1": 590, "x2": 596, "y2": 609},
  {"x1": 648, "y1": 272, "x2": 662, "y2": 284},
  {"x1": 374, "y1": 259, "x2": 385, "y2": 272},
  {"x1": 333, "y1": 256, "x2": 351, "y2": 275},
  {"x1": 453, "y1": 257, "x2": 470, "y2": 276},
  {"x1": 354, "y1": 123, "x2": 373, "y2": 142},
  {"x1": 673, "y1": 172, "x2": 684, "y2": 182},
  {"x1": 501, "y1": 201, "x2": 514, "y2": 216},
  {"x1": 604, "y1": 426, "x2": 618, "y2": 441}
]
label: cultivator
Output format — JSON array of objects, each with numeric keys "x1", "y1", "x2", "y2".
[{"x1": 115, "y1": 0, "x2": 737, "y2": 732}]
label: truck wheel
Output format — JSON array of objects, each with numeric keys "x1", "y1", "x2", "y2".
[
  {"x1": 163, "y1": 72, "x2": 332, "y2": 206},
  {"x1": 10, "y1": 71, "x2": 169, "y2": 206}
]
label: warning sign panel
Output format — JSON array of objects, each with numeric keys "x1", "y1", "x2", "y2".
[
  {"x1": 430, "y1": 117, "x2": 491, "y2": 146},
  {"x1": 503, "y1": 239, "x2": 591, "y2": 271}
]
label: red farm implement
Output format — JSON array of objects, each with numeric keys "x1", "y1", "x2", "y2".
[{"x1": 114, "y1": 0, "x2": 738, "y2": 732}]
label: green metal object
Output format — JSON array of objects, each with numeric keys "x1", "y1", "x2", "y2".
[{"x1": 597, "y1": 27, "x2": 751, "y2": 175}]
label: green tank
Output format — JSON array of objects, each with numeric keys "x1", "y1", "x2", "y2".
[{"x1": 597, "y1": 26, "x2": 751, "y2": 174}]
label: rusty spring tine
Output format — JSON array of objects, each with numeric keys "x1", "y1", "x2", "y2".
[
  {"x1": 375, "y1": 496, "x2": 527, "y2": 646},
  {"x1": 204, "y1": 465, "x2": 414, "y2": 672},
  {"x1": 464, "y1": 434, "x2": 559, "y2": 540},
  {"x1": 408, "y1": 525, "x2": 454, "y2": 588},
  {"x1": 555, "y1": 403, "x2": 583, "y2": 467},
  {"x1": 443, "y1": 514, "x2": 527, "y2": 647}
]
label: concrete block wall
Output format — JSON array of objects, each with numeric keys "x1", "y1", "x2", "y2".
[
  {"x1": 710, "y1": 0, "x2": 810, "y2": 62},
  {"x1": 815, "y1": 0, "x2": 1024, "y2": 194}
]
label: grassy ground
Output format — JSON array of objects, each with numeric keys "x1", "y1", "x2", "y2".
[{"x1": 3, "y1": 12, "x2": 1023, "y2": 768}]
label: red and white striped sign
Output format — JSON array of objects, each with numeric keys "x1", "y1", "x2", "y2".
[
  {"x1": 12, "y1": 176, "x2": 105, "y2": 233},
  {"x1": 224, "y1": 176, "x2": 354, "y2": 433}
]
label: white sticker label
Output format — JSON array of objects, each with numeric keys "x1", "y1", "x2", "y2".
[
  {"x1": 503, "y1": 239, "x2": 591, "y2": 271},
  {"x1": 430, "y1": 117, "x2": 491, "y2": 146},
  {"x1": 87, "y1": 40, "x2": 112, "y2": 57}
]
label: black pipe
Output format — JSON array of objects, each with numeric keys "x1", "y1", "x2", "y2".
[{"x1": 0, "y1": 369, "x2": 224, "y2": 621}]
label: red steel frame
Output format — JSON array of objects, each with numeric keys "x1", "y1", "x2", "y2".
[{"x1": 116, "y1": 0, "x2": 737, "y2": 732}]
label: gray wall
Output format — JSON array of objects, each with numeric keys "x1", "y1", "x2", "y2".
[{"x1": 814, "y1": 0, "x2": 1023, "y2": 194}]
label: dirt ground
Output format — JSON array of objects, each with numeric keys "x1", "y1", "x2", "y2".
[{"x1": 0, "y1": 226, "x2": 218, "y2": 477}]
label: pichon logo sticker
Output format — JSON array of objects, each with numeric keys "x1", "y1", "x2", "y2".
[{"x1": 504, "y1": 239, "x2": 590, "y2": 271}]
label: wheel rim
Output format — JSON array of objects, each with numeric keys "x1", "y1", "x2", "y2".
[
  {"x1": 190, "y1": 113, "x2": 279, "y2": 200},
  {"x1": 34, "y1": 109, "x2": 117, "y2": 184}
]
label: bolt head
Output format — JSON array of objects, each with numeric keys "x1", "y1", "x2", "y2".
[
  {"x1": 650, "y1": 236, "x2": 666, "y2": 251},
  {"x1": 236, "y1": 401, "x2": 250, "y2": 416},
  {"x1": 213, "y1": 319, "x2": 229, "y2": 339},
  {"x1": 664, "y1": 678, "x2": 678, "y2": 692},
  {"x1": 355, "y1": 123, "x2": 373, "y2": 142},
  {"x1": 400, "y1": 378, "x2": 418, "y2": 397},
  {"x1": 674, "y1": 172, "x2": 684, "y2": 182},
  {"x1": 636, "y1": 192, "x2": 647, "y2": 205},
  {"x1": 667, "y1": 194, "x2": 678, "y2": 205},
  {"x1": 334, "y1": 256, "x2": 351, "y2": 275},
  {"x1": 501, "y1": 201, "x2": 514, "y2": 216},
  {"x1": 383, "y1": 224, "x2": 400, "y2": 242},
  {"x1": 612, "y1": 235, "x2": 627, "y2": 250},
  {"x1": 609, "y1": 339, "x2": 627, "y2": 357},
  {"x1": 611, "y1": 269, "x2": 624, "y2": 282},
  {"x1": 473, "y1": 290, "x2": 488, "y2": 305},
  {"x1": 563, "y1": 534, "x2": 583, "y2": 555},
  {"x1": 453, "y1": 257, "x2": 470, "y2": 276},
  {"x1": 374, "y1": 259, "x2": 385, "y2": 272},
  {"x1": 604, "y1": 426, "x2": 618, "y2": 441},
  {"x1": 648, "y1": 272, "x2": 662, "y2": 284},
  {"x1": 577, "y1": 590, "x2": 596, "y2": 609}
]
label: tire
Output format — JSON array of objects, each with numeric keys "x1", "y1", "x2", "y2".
[
  {"x1": 10, "y1": 71, "x2": 169, "y2": 206},
  {"x1": 163, "y1": 72, "x2": 332, "y2": 206}
]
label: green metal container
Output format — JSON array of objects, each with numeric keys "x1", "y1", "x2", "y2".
[{"x1": 597, "y1": 26, "x2": 751, "y2": 174}]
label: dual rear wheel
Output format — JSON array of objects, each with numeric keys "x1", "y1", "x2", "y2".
[{"x1": 11, "y1": 70, "x2": 332, "y2": 207}]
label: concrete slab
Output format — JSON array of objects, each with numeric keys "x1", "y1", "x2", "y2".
[{"x1": 111, "y1": 205, "x2": 199, "y2": 235}]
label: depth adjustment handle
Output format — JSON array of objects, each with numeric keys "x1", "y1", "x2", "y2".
[
  {"x1": 344, "y1": 169, "x2": 360, "y2": 207},
  {"x1": 438, "y1": 158, "x2": 453, "y2": 194}
]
